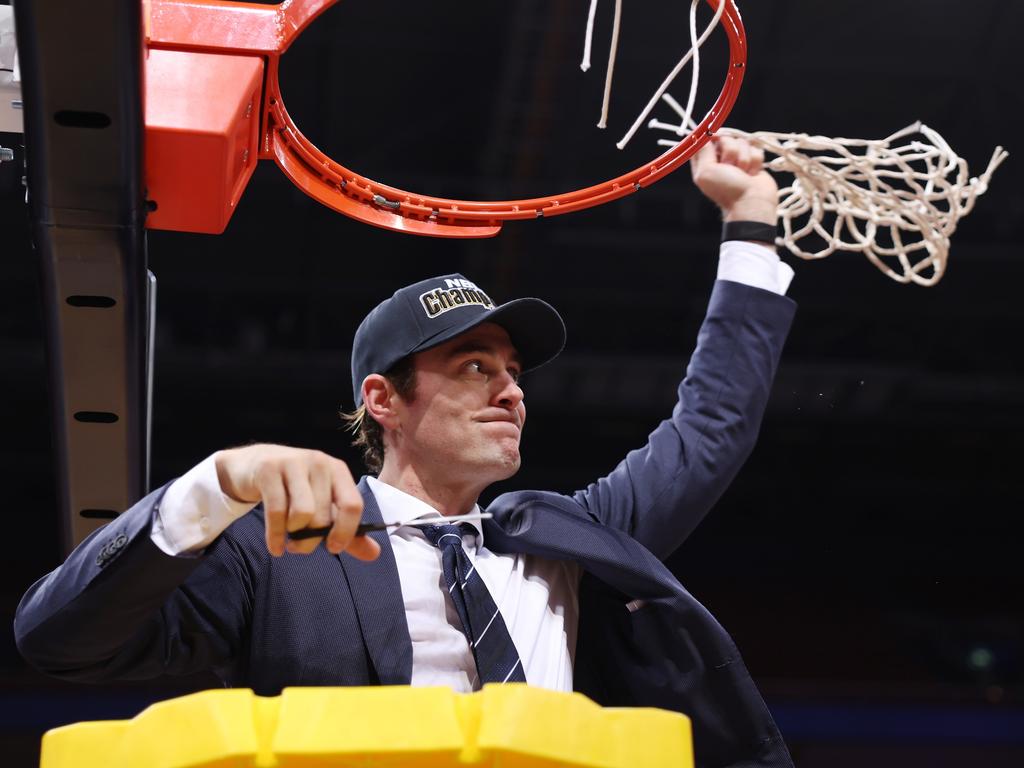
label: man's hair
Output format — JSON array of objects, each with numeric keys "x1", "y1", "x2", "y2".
[{"x1": 340, "y1": 356, "x2": 418, "y2": 474}]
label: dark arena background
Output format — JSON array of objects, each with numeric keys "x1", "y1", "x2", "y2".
[{"x1": 1, "y1": 1, "x2": 1022, "y2": 766}]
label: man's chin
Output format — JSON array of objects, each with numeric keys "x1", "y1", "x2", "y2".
[
  {"x1": 484, "y1": 448, "x2": 522, "y2": 482},
  {"x1": 496, "y1": 458, "x2": 522, "y2": 481}
]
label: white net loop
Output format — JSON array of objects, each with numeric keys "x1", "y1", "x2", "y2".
[{"x1": 581, "y1": 0, "x2": 1009, "y2": 286}]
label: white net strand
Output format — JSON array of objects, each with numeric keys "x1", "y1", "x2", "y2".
[
  {"x1": 615, "y1": 0, "x2": 725, "y2": 149},
  {"x1": 581, "y1": 0, "x2": 600, "y2": 72},
  {"x1": 580, "y1": 0, "x2": 725, "y2": 139},
  {"x1": 652, "y1": 91, "x2": 699, "y2": 140},
  {"x1": 580, "y1": 0, "x2": 624, "y2": 127},
  {"x1": 598, "y1": 0, "x2": 623, "y2": 129}
]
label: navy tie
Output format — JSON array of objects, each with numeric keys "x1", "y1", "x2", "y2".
[{"x1": 423, "y1": 523, "x2": 526, "y2": 685}]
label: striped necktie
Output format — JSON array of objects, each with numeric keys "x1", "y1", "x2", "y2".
[{"x1": 423, "y1": 523, "x2": 526, "y2": 685}]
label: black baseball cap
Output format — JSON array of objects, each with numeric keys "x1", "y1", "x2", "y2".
[{"x1": 351, "y1": 273, "x2": 566, "y2": 405}]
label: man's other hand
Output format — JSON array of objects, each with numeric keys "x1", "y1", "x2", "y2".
[
  {"x1": 691, "y1": 135, "x2": 779, "y2": 225},
  {"x1": 214, "y1": 445, "x2": 380, "y2": 560}
]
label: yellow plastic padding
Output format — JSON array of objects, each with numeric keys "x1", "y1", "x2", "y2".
[{"x1": 41, "y1": 685, "x2": 693, "y2": 768}]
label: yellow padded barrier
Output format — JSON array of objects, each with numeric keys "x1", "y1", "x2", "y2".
[{"x1": 41, "y1": 685, "x2": 693, "y2": 768}]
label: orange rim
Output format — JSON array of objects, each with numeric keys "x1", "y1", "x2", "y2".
[{"x1": 149, "y1": 0, "x2": 747, "y2": 237}]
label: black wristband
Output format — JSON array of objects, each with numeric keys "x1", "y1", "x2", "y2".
[{"x1": 721, "y1": 220, "x2": 777, "y2": 245}]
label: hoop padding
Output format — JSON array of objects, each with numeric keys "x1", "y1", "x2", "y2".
[{"x1": 266, "y1": 0, "x2": 747, "y2": 237}]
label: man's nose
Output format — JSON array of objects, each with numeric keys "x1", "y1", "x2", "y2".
[{"x1": 493, "y1": 372, "x2": 524, "y2": 410}]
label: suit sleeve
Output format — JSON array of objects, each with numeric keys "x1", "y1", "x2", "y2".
[
  {"x1": 572, "y1": 280, "x2": 796, "y2": 560},
  {"x1": 13, "y1": 483, "x2": 255, "y2": 683}
]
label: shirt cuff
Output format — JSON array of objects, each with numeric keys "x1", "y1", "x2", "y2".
[
  {"x1": 151, "y1": 452, "x2": 257, "y2": 556},
  {"x1": 717, "y1": 240, "x2": 794, "y2": 296}
]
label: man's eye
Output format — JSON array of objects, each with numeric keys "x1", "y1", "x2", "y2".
[
  {"x1": 508, "y1": 368, "x2": 521, "y2": 383},
  {"x1": 466, "y1": 360, "x2": 486, "y2": 376}
]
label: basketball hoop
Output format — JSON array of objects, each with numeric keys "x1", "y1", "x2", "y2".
[{"x1": 146, "y1": 0, "x2": 748, "y2": 238}]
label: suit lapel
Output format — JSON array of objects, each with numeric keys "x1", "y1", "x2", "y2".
[{"x1": 335, "y1": 478, "x2": 412, "y2": 685}]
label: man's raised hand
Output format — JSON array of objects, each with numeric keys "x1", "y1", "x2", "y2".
[
  {"x1": 690, "y1": 134, "x2": 779, "y2": 225},
  {"x1": 214, "y1": 444, "x2": 380, "y2": 560}
]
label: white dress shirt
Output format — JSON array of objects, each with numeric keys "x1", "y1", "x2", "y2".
[
  {"x1": 151, "y1": 241, "x2": 791, "y2": 690},
  {"x1": 719, "y1": 240, "x2": 794, "y2": 294},
  {"x1": 364, "y1": 476, "x2": 579, "y2": 692}
]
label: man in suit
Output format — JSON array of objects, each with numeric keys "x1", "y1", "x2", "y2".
[{"x1": 16, "y1": 136, "x2": 797, "y2": 767}]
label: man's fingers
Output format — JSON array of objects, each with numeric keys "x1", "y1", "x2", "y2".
[
  {"x1": 690, "y1": 139, "x2": 719, "y2": 180},
  {"x1": 712, "y1": 137, "x2": 770, "y2": 176},
  {"x1": 715, "y1": 135, "x2": 764, "y2": 176},
  {"x1": 736, "y1": 141, "x2": 752, "y2": 172},
  {"x1": 717, "y1": 135, "x2": 742, "y2": 169},
  {"x1": 345, "y1": 534, "x2": 381, "y2": 562},
  {"x1": 264, "y1": 454, "x2": 361, "y2": 557},
  {"x1": 748, "y1": 146, "x2": 766, "y2": 175},
  {"x1": 286, "y1": 536, "x2": 322, "y2": 555},
  {"x1": 735, "y1": 142, "x2": 764, "y2": 175},
  {"x1": 309, "y1": 461, "x2": 333, "y2": 526},
  {"x1": 259, "y1": 469, "x2": 289, "y2": 557},
  {"x1": 226, "y1": 445, "x2": 365, "y2": 558},
  {"x1": 327, "y1": 461, "x2": 363, "y2": 555},
  {"x1": 284, "y1": 456, "x2": 345, "y2": 555},
  {"x1": 282, "y1": 460, "x2": 316, "y2": 533}
]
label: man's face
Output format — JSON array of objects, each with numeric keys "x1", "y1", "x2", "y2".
[{"x1": 392, "y1": 322, "x2": 526, "y2": 488}]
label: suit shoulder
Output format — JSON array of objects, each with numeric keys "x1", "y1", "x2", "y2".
[{"x1": 486, "y1": 489, "x2": 596, "y2": 527}]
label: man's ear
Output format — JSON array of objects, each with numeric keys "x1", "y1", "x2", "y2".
[{"x1": 362, "y1": 374, "x2": 401, "y2": 430}]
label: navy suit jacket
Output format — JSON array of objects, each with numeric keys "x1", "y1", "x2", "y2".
[{"x1": 16, "y1": 280, "x2": 797, "y2": 768}]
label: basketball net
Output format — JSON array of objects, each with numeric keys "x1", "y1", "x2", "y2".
[{"x1": 583, "y1": 0, "x2": 1009, "y2": 286}]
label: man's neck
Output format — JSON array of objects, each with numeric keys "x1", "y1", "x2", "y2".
[{"x1": 376, "y1": 462, "x2": 482, "y2": 517}]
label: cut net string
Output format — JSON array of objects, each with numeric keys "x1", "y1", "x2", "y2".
[
  {"x1": 581, "y1": 0, "x2": 1008, "y2": 286},
  {"x1": 583, "y1": 0, "x2": 724, "y2": 146}
]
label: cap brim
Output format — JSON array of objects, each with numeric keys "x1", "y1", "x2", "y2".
[{"x1": 409, "y1": 297, "x2": 566, "y2": 373}]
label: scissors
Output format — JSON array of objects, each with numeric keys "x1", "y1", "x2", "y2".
[{"x1": 287, "y1": 511, "x2": 492, "y2": 541}]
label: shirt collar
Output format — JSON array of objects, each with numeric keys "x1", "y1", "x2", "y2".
[{"x1": 365, "y1": 476, "x2": 485, "y2": 544}]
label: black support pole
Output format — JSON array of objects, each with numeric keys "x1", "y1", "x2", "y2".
[{"x1": 14, "y1": 0, "x2": 150, "y2": 553}]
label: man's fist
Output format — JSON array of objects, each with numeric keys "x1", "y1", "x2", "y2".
[
  {"x1": 691, "y1": 134, "x2": 779, "y2": 225},
  {"x1": 214, "y1": 444, "x2": 380, "y2": 560}
]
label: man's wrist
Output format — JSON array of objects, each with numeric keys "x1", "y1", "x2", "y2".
[
  {"x1": 214, "y1": 448, "x2": 259, "y2": 504},
  {"x1": 721, "y1": 198, "x2": 777, "y2": 227},
  {"x1": 154, "y1": 453, "x2": 258, "y2": 555}
]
